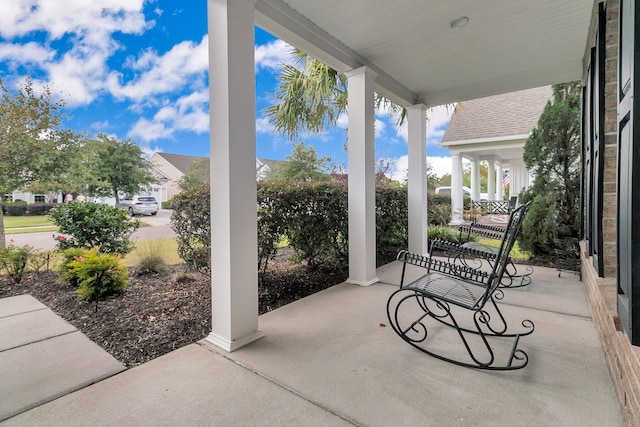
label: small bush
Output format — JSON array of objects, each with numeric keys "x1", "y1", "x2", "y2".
[
  {"x1": 60, "y1": 247, "x2": 90, "y2": 287},
  {"x1": 161, "y1": 200, "x2": 172, "y2": 209},
  {"x1": 0, "y1": 243, "x2": 33, "y2": 284},
  {"x1": 134, "y1": 240, "x2": 166, "y2": 275},
  {"x1": 170, "y1": 185, "x2": 210, "y2": 272},
  {"x1": 427, "y1": 225, "x2": 465, "y2": 244},
  {"x1": 67, "y1": 248, "x2": 128, "y2": 301},
  {"x1": 49, "y1": 202, "x2": 139, "y2": 255},
  {"x1": 28, "y1": 250, "x2": 60, "y2": 273}
]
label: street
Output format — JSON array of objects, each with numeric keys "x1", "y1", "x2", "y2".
[{"x1": 5, "y1": 209, "x2": 175, "y2": 251}]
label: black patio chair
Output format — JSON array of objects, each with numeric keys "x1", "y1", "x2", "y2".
[
  {"x1": 386, "y1": 202, "x2": 533, "y2": 370},
  {"x1": 429, "y1": 216, "x2": 533, "y2": 288}
]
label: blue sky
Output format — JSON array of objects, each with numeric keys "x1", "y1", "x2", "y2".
[{"x1": 0, "y1": 0, "x2": 453, "y2": 180}]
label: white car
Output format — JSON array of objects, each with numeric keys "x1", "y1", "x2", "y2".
[{"x1": 119, "y1": 196, "x2": 159, "y2": 216}]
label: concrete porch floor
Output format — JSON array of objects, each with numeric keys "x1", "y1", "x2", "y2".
[{"x1": 1, "y1": 262, "x2": 622, "y2": 426}]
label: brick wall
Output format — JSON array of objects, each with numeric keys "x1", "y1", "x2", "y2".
[
  {"x1": 602, "y1": 0, "x2": 618, "y2": 277},
  {"x1": 581, "y1": 1, "x2": 640, "y2": 425},
  {"x1": 582, "y1": 246, "x2": 640, "y2": 426}
]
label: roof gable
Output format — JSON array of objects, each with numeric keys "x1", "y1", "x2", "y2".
[{"x1": 441, "y1": 86, "x2": 553, "y2": 144}]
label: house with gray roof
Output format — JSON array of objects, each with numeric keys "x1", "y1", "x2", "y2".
[
  {"x1": 440, "y1": 86, "x2": 552, "y2": 224},
  {"x1": 151, "y1": 152, "x2": 284, "y2": 201}
]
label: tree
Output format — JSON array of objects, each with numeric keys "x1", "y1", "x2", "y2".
[
  {"x1": 266, "y1": 142, "x2": 331, "y2": 182},
  {"x1": 0, "y1": 77, "x2": 79, "y2": 248},
  {"x1": 519, "y1": 81, "x2": 582, "y2": 257},
  {"x1": 264, "y1": 49, "x2": 405, "y2": 141},
  {"x1": 178, "y1": 157, "x2": 210, "y2": 191},
  {"x1": 86, "y1": 134, "x2": 157, "y2": 206}
]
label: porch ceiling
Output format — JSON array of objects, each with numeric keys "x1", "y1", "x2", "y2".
[{"x1": 255, "y1": 0, "x2": 595, "y2": 107}]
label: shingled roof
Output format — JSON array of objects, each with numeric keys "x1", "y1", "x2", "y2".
[
  {"x1": 441, "y1": 86, "x2": 553, "y2": 144},
  {"x1": 154, "y1": 152, "x2": 206, "y2": 174}
]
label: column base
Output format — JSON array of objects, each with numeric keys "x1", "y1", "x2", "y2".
[
  {"x1": 205, "y1": 329, "x2": 264, "y2": 353},
  {"x1": 346, "y1": 276, "x2": 379, "y2": 287}
]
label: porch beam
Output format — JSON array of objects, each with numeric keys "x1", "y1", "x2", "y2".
[
  {"x1": 206, "y1": 0, "x2": 264, "y2": 352},
  {"x1": 346, "y1": 66, "x2": 378, "y2": 286},
  {"x1": 407, "y1": 104, "x2": 428, "y2": 255}
]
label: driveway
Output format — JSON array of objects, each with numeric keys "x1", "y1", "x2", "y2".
[{"x1": 5, "y1": 209, "x2": 175, "y2": 251}]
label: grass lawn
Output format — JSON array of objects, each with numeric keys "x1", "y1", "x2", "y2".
[
  {"x1": 4, "y1": 215, "x2": 58, "y2": 234},
  {"x1": 476, "y1": 238, "x2": 531, "y2": 262}
]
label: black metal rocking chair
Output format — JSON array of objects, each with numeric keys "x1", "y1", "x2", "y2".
[
  {"x1": 386, "y1": 202, "x2": 533, "y2": 370},
  {"x1": 430, "y1": 219, "x2": 533, "y2": 288}
]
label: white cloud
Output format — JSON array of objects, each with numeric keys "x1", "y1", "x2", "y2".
[
  {"x1": 255, "y1": 39, "x2": 293, "y2": 71},
  {"x1": 336, "y1": 112, "x2": 348, "y2": 129},
  {"x1": 392, "y1": 104, "x2": 454, "y2": 146},
  {"x1": 386, "y1": 154, "x2": 453, "y2": 183},
  {"x1": 427, "y1": 156, "x2": 452, "y2": 177},
  {"x1": 256, "y1": 117, "x2": 273, "y2": 134},
  {"x1": 108, "y1": 35, "x2": 209, "y2": 102},
  {"x1": 0, "y1": 0, "x2": 156, "y2": 106},
  {"x1": 0, "y1": 0, "x2": 150, "y2": 40},
  {"x1": 0, "y1": 42, "x2": 55, "y2": 64},
  {"x1": 375, "y1": 119, "x2": 385, "y2": 137},
  {"x1": 127, "y1": 90, "x2": 209, "y2": 142},
  {"x1": 128, "y1": 118, "x2": 171, "y2": 142}
]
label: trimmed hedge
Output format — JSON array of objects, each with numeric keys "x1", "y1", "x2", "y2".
[
  {"x1": 1, "y1": 203, "x2": 57, "y2": 216},
  {"x1": 171, "y1": 182, "x2": 467, "y2": 273}
]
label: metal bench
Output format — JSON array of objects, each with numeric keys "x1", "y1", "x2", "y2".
[
  {"x1": 430, "y1": 220, "x2": 533, "y2": 288},
  {"x1": 386, "y1": 202, "x2": 534, "y2": 370}
]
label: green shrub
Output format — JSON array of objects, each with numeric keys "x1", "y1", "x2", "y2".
[
  {"x1": 0, "y1": 243, "x2": 33, "y2": 284},
  {"x1": 518, "y1": 190, "x2": 558, "y2": 258},
  {"x1": 49, "y1": 202, "x2": 139, "y2": 255},
  {"x1": 67, "y1": 248, "x2": 128, "y2": 301},
  {"x1": 170, "y1": 185, "x2": 210, "y2": 272},
  {"x1": 376, "y1": 186, "x2": 408, "y2": 264},
  {"x1": 60, "y1": 247, "x2": 90, "y2": 287},
  {"x1": 6, "y1": 203, "x2": 27, "y2": 216},
  {"x1": 427, "y1": 225, "x2": 469, "y2": 245},
  {"x1": 278, "y1": 182, "x2": 348, "y2": 269},
  {"x1": 257, "y1": 182, "x2": 288, "y2": 273},
  {"x1": 161, "y1": 200, "x2": 172, "y2": 209},
  {"x1": 27, "y1": 203, "x2": 56, "y2": 216}
]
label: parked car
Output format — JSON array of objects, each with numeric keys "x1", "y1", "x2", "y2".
[{"x1": 119, "y1": 196, "x2": 159, "y2": 216}]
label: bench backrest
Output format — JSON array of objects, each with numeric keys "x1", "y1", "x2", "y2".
[{"x1": 481, "y1": 201, "x2": 531, "y2": 305}]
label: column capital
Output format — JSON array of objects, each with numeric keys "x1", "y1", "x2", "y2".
[
  {"x1": 345, "y1": 66, "x2": 377, "y2": 80},
  {"x1": 407, "y1": 103, "x2": 427, "y2": 111}
]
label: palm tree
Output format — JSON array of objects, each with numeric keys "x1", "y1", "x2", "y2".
[{"x1": 264, "y1": 48, "x2": 405, "y2": 140}]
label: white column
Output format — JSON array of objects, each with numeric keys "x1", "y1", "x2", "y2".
[
  {"x1": 487, "y1": 157, "x2": 495, "y2": 201},
  {"x1": 206, "y1": 0, "x2": 263, "y2": 352},
  {"x1": 470, "y1": 157, "x2": 480, "y2": 201},
  {"x1": 509, "y1": 158, "x2": 529, "y2": 199},
  {"x1": 496, "y1": 163, "x2": 504, "y2": 200},
  {"x1": 407, "y1": 104, "x2": 428, "y2": 255},
  {"x1": 450, "y1": 153, "x2": 464, "y2": 225},
  {"x1": 346, "y1": 66, "x2": 378, "y2": 286}
]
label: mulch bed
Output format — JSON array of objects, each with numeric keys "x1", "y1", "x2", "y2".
[{"x1": 0, "y1": 247, "x2": 347, "y2": 368}]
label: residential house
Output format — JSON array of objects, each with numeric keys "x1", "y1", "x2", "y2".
[
  {"x1": 151, "y1": 152, "x2": 284, "y2": 201},
  {"x1": 203, "y1": 1, "x2": 639, "y2": 423},
  {"x1": 440, "y1": 86, "x2": 553, "y2": 223}
]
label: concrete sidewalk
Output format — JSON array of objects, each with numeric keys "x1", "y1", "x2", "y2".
[
  {"x1": 0, "y1": 295, "x2": 125, "y2": 422},
  {"x1": 1, "y1": 264, "x2": 622, "y2": 426}
]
